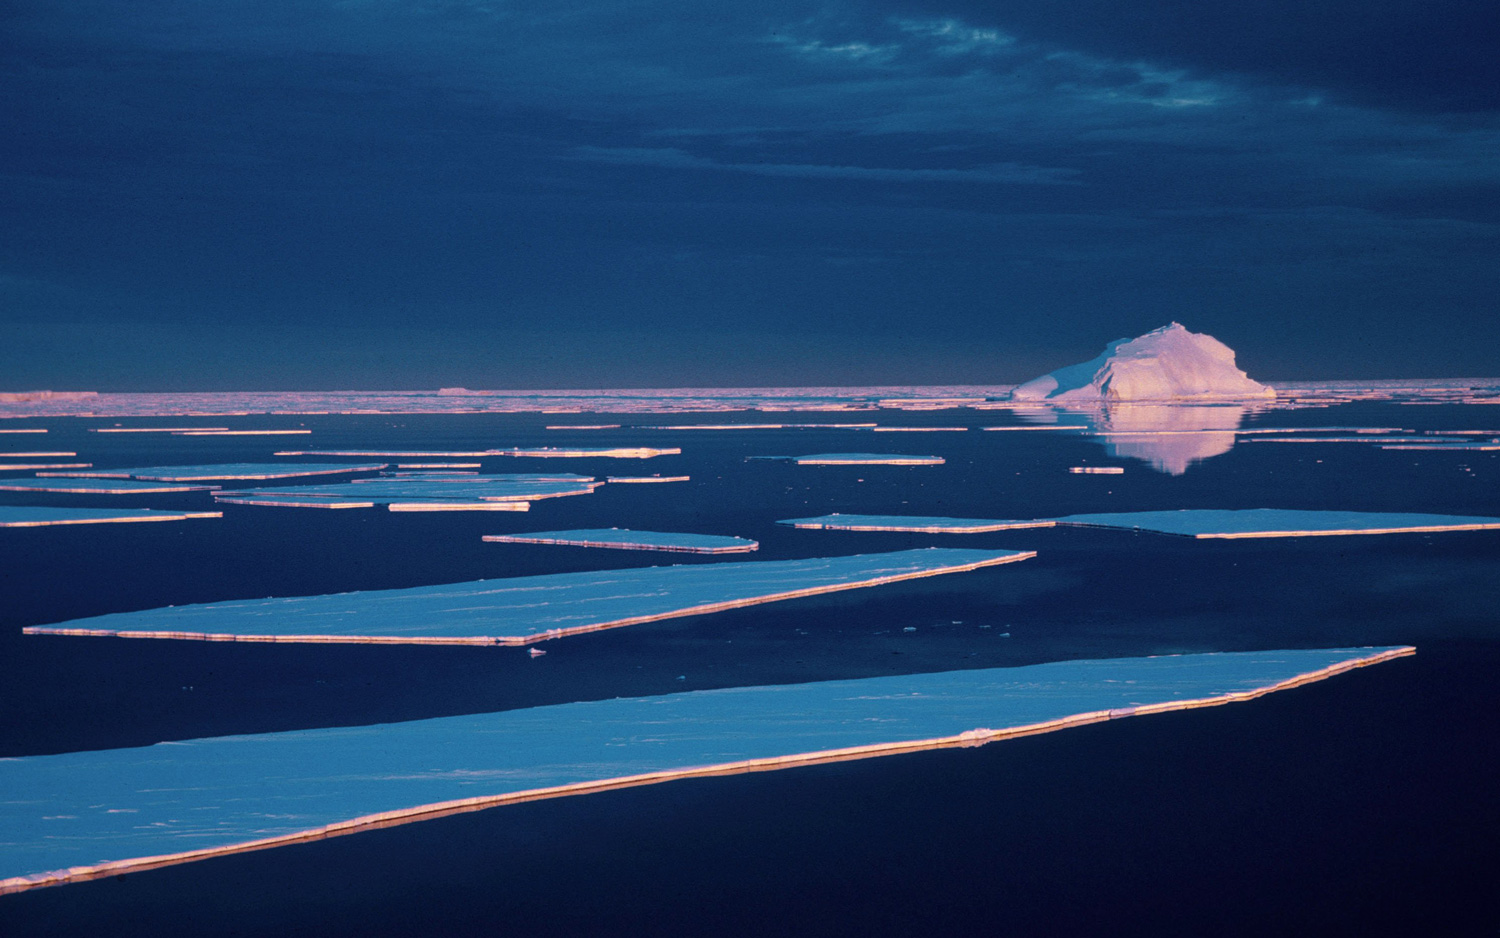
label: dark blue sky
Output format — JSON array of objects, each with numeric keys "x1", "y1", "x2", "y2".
[{"x1": 3, "y1": 0, "x2": 1497, "y2": 389}]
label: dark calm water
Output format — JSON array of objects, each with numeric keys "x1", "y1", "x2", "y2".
[{"x1": 2, "y1": 403, "x2": 1498, "y2": 935}]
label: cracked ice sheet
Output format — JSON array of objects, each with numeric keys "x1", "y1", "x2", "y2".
[
  {"x1": 483, "y1": 528, "x2": 758, "y2": 554},
  {"x1": 1052, "y1": 509, "x2": 1500, "y2": 538},
  {"x1": 23, "y1": 548, "x2": 1031, "y2": 645},
  {"x1": 38, "y1": 463, "x2": 386, "y2": 481},
  {"x1": 0, "y1": 507, "x2": 221, "y2": 527},
  {"x1": 0, "y1": 647, "x2": 1412, "y2": 894},
  {"x1": 780, "y1": 514, "x2": 1056, "y2": 534}
]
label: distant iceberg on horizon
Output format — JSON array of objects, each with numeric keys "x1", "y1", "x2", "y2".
[{"x1": 1011, "y1": 323, "x2": 1275, "y2": 402}]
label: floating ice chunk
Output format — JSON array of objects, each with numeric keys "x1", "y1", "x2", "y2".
[
  {"x1": 980, "y1": 424, "x2": 1089, "y2": 431},
  {"x1": 0, "y1": 428, "x2": 48, "y2": 433},
  {"x1": 489, "y1": 447, "x2": 680, "y2": 458},
  {"x1": 1380, "y1": 443, "x2": 1500, "y2": 451},
  {"x1": 170, "y1": 429, "x2": 311, "y2": 436},
  {"x1": 779, "y1": 513, "x2": 1055, "y2": 533},
  {"x1": 90, "y1": 427, "x2": 230, "y2": 433},
  {"x1": 1012, "y1": 323, "x2": 1275, "y2": 402},
  {"x1": 764, "y1": 453, "x2": 945, "y2": 466},
  {"x1": 1244, "y1": 436, "x2": 1438, "y2": 444},
  {"x1": 1052, "y1": 508, "x2": 1500, "y2": 538},
  {"x1": 24, "y1": 548, "x2": 1032, "y2": 645},
  {"x1": 0, "y1": 452, "x2": 75, "y2": 457},
  {"x1": 0, "y1": 507, "x2": 220, "y2": 527},
  {"x1": 605, "y1": 475, "x2": 690, "y2": 483},
  {"x1": 275, "y1": 450, "x2": 495, "y2": 458},
  {"x1": 0, "y1": 463, "x2": 91, "y2": 471},
  {"x1": 394, "y1": 463, "x2": 482, "y2": 469},
  {"x1": 639, "y1": 423, "x2": 876, "y2": 430},
  {"x1": 1069, "y1": 466, "x2": 1125, "y2": 474},
  {"x1": 39, "y1": 463, "x2": 386, "y2": 481},
  {"x1": 223, "y1": 479, "x2": 600, "y2": 503},
  {"x1": 386, "y1": 501, "x2": 531, "y2": 512},
  {"x1": 483, "y1": 528, "x2": 758, "y2": 553},
  {"x1": 215, "y1": 494, "x2": 377, "y2": 509},
  {"x1": 546, "y1": 424, "x2": 621, "y2": 430},
  {"x1": 0, "y1": 478, "x2": 221, "y2": 494},
  {"x1": 867, "y1": 426, "x2": 968, "y2": 432},
  {"x1": 0, "y1": 646, "x2": 1412, "y2": 894}
]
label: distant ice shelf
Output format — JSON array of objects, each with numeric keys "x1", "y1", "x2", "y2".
[
  {"x1": 0, "y1": 646, "x2": 1412, "y2": 895},
  {"x1": 38, "y1": 463, "x2": 387, "y2": 481},
  {"x1": 779, "y1": 513, "x2": 1056, "y2": 534},
  {"x1": 0, "y1": 507, "x2": 221, "y2": 527},
  {"x1": 483, "y1": 528, "x2": 758, "y2": 554},
  {"x1": 23, "y1": 548, "x2": 1032, "y2": 645},
  {"x1": 1051, "y1": 508, "x2": 1500, "y2": 538},
  {"x1": 761, "y1": 453, "x2": 945, "y2": 466},
  {"x1": 0, "y1": 478, "x2": 221, "y2": 494}
]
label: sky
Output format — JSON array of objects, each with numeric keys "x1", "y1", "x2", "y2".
[{"x1": 2, "y1": 0, "x2": 1497, "y2": 390}]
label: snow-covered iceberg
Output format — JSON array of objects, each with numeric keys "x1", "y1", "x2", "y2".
[{"x1": 1012, "y1": 323, "x2": 1275, "y2": 402}]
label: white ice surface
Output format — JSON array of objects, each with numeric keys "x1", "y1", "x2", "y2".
[
  {"x1": 0, "y1": 507, "x2": 221, "y2": 527},
  {"x1": 483, "y1": 528, "x2": 758, "y2": 553},
  {"x1": 488, "y1": 447, "x2": 680, "y2": 458},
  {"x1": 39, "y1": 463, "x2": 386, "y2": 481},
  {"x1": 1052, "y1": 508, "x2": 1500, "y2": 538},
  {"x1": 779, "y1": 513, "x2": 1056, "y2": 533},
  {"x1": 765, "y1": 453, "x2": 945, "y2": 465},
  {"x1": 24, "y1": 548, "x2": 1031, "y2": 644},
  {"x1": 219, "y1": 479, "x2": 599, "y2": 503},
  {"x1": 1012, "y1": 323, "x2": 1275, "y2": 402},
  {"x1": 0, "y1": 647, "x2": 1410, "y2": 893}
]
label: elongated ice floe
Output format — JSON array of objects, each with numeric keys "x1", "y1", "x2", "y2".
[
  {"x1": 90, "y1": 426, "x2": 230, "y2": 433},
  {"x1": 0, "y1": 463, "x2": 91, "y2": 471},
  {"x1": 38, "y1": 463, "x2": 386, "y2": 481},
  {"x1": 0, "y1": 646, "x2": 1411, "y2": 895},
  {"x1": 0, "y1": 478, "x2": 221, "y2": 494},
  {"x1": 0, "y1": 451, "x2": 75, "y2": 457},
  {"x1": 605, "y1": 475, "x2": 690, "y2": 483},
  {"x1": 170, "y1": 429, "x2": 311, "y2": 436},
  {"x1": 218, "y1": 479, "x2": 600, "y2": 506},
  {"x1": 779, "y1": 513, "x2": 1056, "y2": 534},
  {"x1": 761, "y1": 453, "x2": 945, "y2": 466},
  {"x1": 1052, "y1": 508, "x2": 1500, "y2": 538},
  {"x1": 489, "y1": 447, "x2": 680, "y2": 458},
  {"x1": 23, "y1": 548, "x2": 1032, "y2": 645},
  {"x1": 0, "y1": 507, "x2": 221, "y2": 527},
  {"x1": 483, "y1": 528, "x2": 758, "y2": 554}
]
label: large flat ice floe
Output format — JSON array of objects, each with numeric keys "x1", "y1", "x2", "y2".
[
  {"x1": 1012, "y1": 323, "x2": 1275, "y2": 402},
  {"x1": 1052, "y1": 509, "x2": 1500, "y2": 538},
  {"x1": 780, "y1": 513, "x2": 1056, "y2": 534},
  {"x1": 483, "y1": 528, "x2": 758, "y2": 554},
  {"x1": 0, "y1": 507, "x2": 221, "y2": 527},
  {"x1": 38, "y1": 463, "x2": 386, "y2": 481},
  {"x1": 23, "y1": 548, "x2": 1031, "y2": 645},
  {"x1": 0, "y1": 478, "x2": 221, "y2": 494},
  {"x1": 0, "y1": 646, "x2": 1411, "y2": 895}
]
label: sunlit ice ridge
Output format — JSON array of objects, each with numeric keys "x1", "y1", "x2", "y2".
[{"x1": 3, "y1": 380, "x2": 1499, "y2": 419}]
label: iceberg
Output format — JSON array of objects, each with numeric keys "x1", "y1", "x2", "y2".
[
  {"x1": 0, "y1": 647, "x2": 1411, "y2": 895},
  {"x1": 23, "y1": 548, "x2": 1032, "y2": 645},
  {"x1": 483, "y1": 528, "x2": 758, "y2": 554},
  {"x1": 1012, "y1": 323, "x2": 1275, "y2": 402},
  {"x1": 0, "y1": 507, "x2": 221, "y2": 527}
]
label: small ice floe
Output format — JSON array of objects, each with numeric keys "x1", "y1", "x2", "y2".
[
  {"x1": 0, "y1": 463, "x2": 92, "y2": 471},
  {"x1": 90, "y1": 427, "x2": 229, "y2": 433},
  {"x1": 40, "y1": 463, "x2": 386, "y2": 482},
  {"x1": 170, "y1": 430, "x2": 311, "y2": 436},
  {"x1": 527, "y1": 648, "x2": 546, "y2": 658},
  {"x1": 488, "y1": 447, "x2": 680, "y2": 459},
  {"x1": 764, "y1": 453, "x2": 945, "y2": 466},
  {"x1": 0, "y1": 478, "x2": 221, "y2": 494},
  {"x1": 0, "y1": 507, "x2": 221, "y2": 528},
  {"x1": 605, "y1": 475, "x2": 691, "y2": 483},
  {"x1": 1069, "y1": 466, "x2": 1124, "y2": 474},
  {"x1": 779, "y1": 513, "x2": 1055, "y2": 534},
  {"x1": 483, "y1": 528, "x2": 757, "y2": 554},
  {"x1": 215, "y1": 478, "x2": 598, "y2": 510}
]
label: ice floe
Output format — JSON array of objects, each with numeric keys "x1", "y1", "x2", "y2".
[
  {"x1": 90, "y1": 426, "x2": 230, "y2": 433},
  {"x1": 0, "y1": 646, "x2": 1411, "y2": 894},
  {"x1": 0, "y1": 463, "x2": 91, "y2": 471},
  {"x1": 0, "y1": 478, "x2": 221, "y2": 494},
  {"x1": 763, "y1": 453, "x2": 945, "y2": 466},
  {"x1": 39, "y1": 463, "x2": 386, "y2": 481},
  {"x1": 483, "y1": 528, "x2": 758, "y2": 553},
  {"x1": 488, "y1": 447, "x2": 680, "y2": 459},
  {"x1": 779, "y1": 514, "x2": 1056, "y2": 533},
  {"x1": 1069, "y1": 466, "x2": 1125, "y2": 474},
  {"x1": 23, "y1": 548, "x2": 1032, "y2": 645},
  {"x1": 605, "y1": 475, "x2": 690, "y2": 483},
  {"x1": 1051, "y1": 508, "x2": 1500, "y2": 538},
  {"x1": 0, "y1": 507, "x2": 221, "y2": 527}
]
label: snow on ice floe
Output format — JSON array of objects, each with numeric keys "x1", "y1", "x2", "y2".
[
  {"x1": 760, "y1": 453, "x2": 945, "y2": 466},
  {"x1": 23, "y1": 548, "x2": 1032, "y2": 645},
  {"x1": 0, "y1": 507, "x2": 221, "y2": 527},
  {"x1": 37, "y1": 463, "x2": 386, "y2": 481},
  {"x1": 0, "y1": 478, "x2": 221, "y2": 494},
  {"x1": 0, "y1": 646, "x2": 1411, "y2": 895},
  {"x1": 779, "y1": 514, "x2": 1056, "y2": 534},
  {"x1": 1052, "y1": 509, "x2": 1500, "y2": 538},
  {"x1": 1012, "y1": 324, "x2": 1275, "y2": 402},
  {"x1": 215, "y1": 478, "x2": 598, "y2": 510},
  {"x1": 170, "y1": 429, "x2": 311, "y2": 436},
  {"x1": 0, "y1": 463, "x2": 91, "y2": 472},
  {"x1": 90, "y1": 426, "x2": 229, "y2": 433},
  {"x1": 1069, "y1": 466, "x2": 1125, "y2": 474},
  {"x1": 489, "y1": 447, "x2": 680, "y2": 459},
  {"x1": 606, "y1": 474, "x2": 690, "y2": 483},
  {"x1": 483, "y1": 528, "x2": 758, "y2": 554}
]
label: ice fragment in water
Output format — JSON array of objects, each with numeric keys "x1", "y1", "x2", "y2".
[{"x1": 483, "y1": 528, "x2": 757, "y2": 554}]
